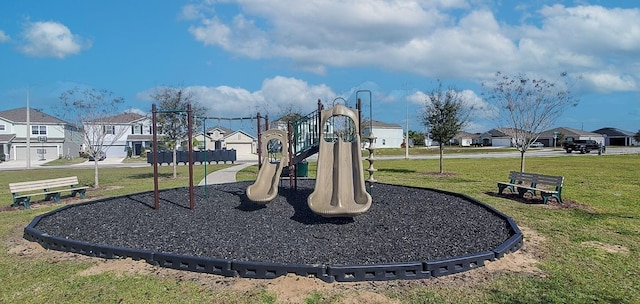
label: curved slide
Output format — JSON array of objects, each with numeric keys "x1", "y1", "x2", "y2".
[
  {"x1": 308, "y1": 105, "x2": 372, "y2": 217},
  {"x1": 246, "y1": 129, "x2": 289, "y2": 203}
]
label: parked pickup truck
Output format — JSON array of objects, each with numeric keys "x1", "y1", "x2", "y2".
[{"x1": 563, "y1": 140, "x2": 600, "y2": 154}]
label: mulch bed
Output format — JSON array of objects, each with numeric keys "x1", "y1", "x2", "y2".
[{"x1": 32, "y1": 180, "x2": 514, "y2": 266}]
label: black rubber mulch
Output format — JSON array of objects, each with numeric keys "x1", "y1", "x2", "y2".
[{"x1": 33, "y1": 180, "x2": 513, "y2": 266}]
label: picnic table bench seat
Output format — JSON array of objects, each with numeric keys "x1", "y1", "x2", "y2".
[
  {"x1": 497, "y1": 171, "x2": 564, "y2": 204},
  {"x1": 9, "y1": 176, "x2": 89, "y2": 209}
]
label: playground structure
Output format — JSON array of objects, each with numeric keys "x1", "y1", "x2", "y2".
[
  {"x1": 307, "y1": 104, "x2": 371, "y2": 217},
  {"x1": 150, "y1": 104, "x2": 266, "y2": 209},
  {"x1": 247, "y1": 99, "x2": 373, "y2": 217},
  {"x1": 246, "y1": 129, "x2": 289, "y2": 203},
  {"x1": 149, "y1": 95, "x2": 375, "y2": 218}
]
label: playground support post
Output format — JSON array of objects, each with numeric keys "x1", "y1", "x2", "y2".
[
  {"x1": 356, "y1": 90, "x2": 375, "y2": 195},
  {"x1": 151, "y1": 103, "x2": 195, "y2": 210},
  {"x1": 152, "y1": 104, "x2": 159, "y2": 210},
  {"x1": 287, "y1": 122, "x2": 294, "y2": 189},
  {"x1": 187, "y1": 103, "x2": 194, "y2": 210},
  {"x1": 257, "y1": 112, "x2": 262, "y2": 169}
]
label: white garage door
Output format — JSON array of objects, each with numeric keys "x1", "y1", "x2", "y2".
[
  {"x1": 14, "y1": 146, "x2": 59, "y2": 161},
  {"x1": 492, "y1": 139, "x2": 513, "y2": 147},
  {"x1": 226, "y1": 143, "x2": 252, "y2": 156}
]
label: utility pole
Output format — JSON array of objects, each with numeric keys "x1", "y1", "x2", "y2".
[
  {"x1": 404, "y1": 83, "x2": 409, "y2": 160},
  {"x1": 26, "y1": 89, "x2": 31, "y2": 169},
  {"x1": 405, "y1": 98, "x2": 409, "y2": 159}
]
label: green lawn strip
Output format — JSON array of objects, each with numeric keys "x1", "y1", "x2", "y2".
[
  {"x1": 121, "y1": 156, "x2": 149, "y2": 163},
  {"x1": 41, "y1": 157, "x2": 88, "y2": 166},
  {"x1": 366, "y1": 146, "x2": 517, "y2": 157},
  {"x1": 1, "y1": 155, "x2": 639, "y2": 302},
  {"x1": 0, "y1": 164, "x2": 234, "y2": 203}
]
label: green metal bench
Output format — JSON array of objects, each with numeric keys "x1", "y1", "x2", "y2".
[
  {"x1": 9, "y1": 176, "x2": 89, "y2": 209},
  {"x1": 497, "y1": 171, "x2": 564, "y2": 204}
]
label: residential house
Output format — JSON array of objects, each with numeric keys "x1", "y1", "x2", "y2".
[
  {"x1": 592, "y1": 127, "x2": 638, "y2": 146},
  {"x1": 194, "y1": 126, "x2": 233, "y2": 150},
  {"x1": 362, "y1": 120, "x2": 404, "y2": 149},
  {"x1": 192, "y1": 126, "x2": 257, "y2": 156},
  {"x1": 477, "y1": 128, "x2": 514, "y2": 147},
  {"x1": 538, "y1": 127, "x2": 605, "y2": 147},
  {"x1": 83, "y1": 112, "x2": 153, "y2": 158},
  {"x1": 223, "y1": 130, "x2": 257, "y2": 155},
  {"x1": 0, "y1": 107, "x2": 83, "y2": 161},
  {"x1": 452, "y1": 131, "x2": 478, "y2": 147}
]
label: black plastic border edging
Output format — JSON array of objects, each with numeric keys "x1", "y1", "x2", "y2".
[{"x1": 22, "y1": 184, "x2": 524, "y2": 283}]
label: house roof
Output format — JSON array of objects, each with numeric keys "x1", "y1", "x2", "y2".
[
  {"x1": 539, "y1": 127, "x2": 602, "y2": 138},
  {"x1": 88, "y1": 112, "x2": 147, "y2": 124},
  {"x1": 0, "y1": 107, "x2": 67, "y2": 124},
  {"x1": 205, "y1": 126, "x2": 234, "y2": 135},
  {"x1": 455, "y1": 131, "x2": 479, "y2": 139},
  {"x1": 481, "y1": 128, "x2": 510, "y2": 137},
  {"x1": 364, "y1": 120, "x2": 402, "y2": 129},
  {"x1": 0, "y1": 134, "x2": 16, "y2": 144},
  {"x1": 592, "y1": 127, "x2": 634, "y2": 137},
  {"x1": 223, "y1": 130, "x2": 257, "y2": 140}
]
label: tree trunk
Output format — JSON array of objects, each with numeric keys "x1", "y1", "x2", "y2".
[
  {"x1": 172, "y1": 145, "x2": 178, "y2": 179},
  {"x1": 93, "y1": 159, "x2": 100, "y2": 188},
  {"x1": 439, "y1": 143, "x2": 444, "y2": 174},
  {"x1": 519, "y1": 150, "x2": 526, "y2": 172}
]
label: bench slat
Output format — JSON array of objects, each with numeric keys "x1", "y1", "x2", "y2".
[
  {"x1": 498, "y1": 171, "x2": 564, "y2": 204},
  {"x1": 9, "y1": 176, "x2": 88, "y2": 209},
  {"x1": 10, "y1": 177, "x2": 80, "y2": 193}
]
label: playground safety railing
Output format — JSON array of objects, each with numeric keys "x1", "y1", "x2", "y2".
[{"x1": 291, "y1": 110, "x2": 321, "y2": 161}]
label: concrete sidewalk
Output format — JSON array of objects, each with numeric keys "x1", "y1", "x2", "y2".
[{"x1": 198, "y1": 162, "x2": 257, "y2": 185}]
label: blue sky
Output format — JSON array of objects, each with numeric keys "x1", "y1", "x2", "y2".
[{"x1": 1, "y1": 0, "x2": 639, "y2": 135}]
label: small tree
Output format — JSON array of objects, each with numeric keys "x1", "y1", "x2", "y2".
[
  {"x1": 408, "y1": 130, "x2": 425, "y2": 146},
  {"x1": 555, "y1": 132, "x2": 566, "y2": 148},
  {"x1": 634, "y1": 130, "x2": 640, "y2": 144},
  {"x1": 483, "y1": 72, "x2": 578, "y2": 172},
  {"x1": 58, "y1": 87, "x2": 126, "y2": 188},
  {"x1": 151, "y1": 87, "x2": 206, "y2": 178},
  {"x1": 420, "y1": 82, "x2": 469, "y2": 174}
]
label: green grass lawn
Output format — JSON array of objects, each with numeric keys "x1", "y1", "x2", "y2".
[{"x1": 1, "y1": 155, "x2": 639, "y2": 303}]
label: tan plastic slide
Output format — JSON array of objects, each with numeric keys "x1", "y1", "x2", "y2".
[
  {"x1": 307, "y1": 105, "x2": 372, "y2": 217},
  {"x1": 246, "y1": 129, "x2": 289, "y2": 203}
]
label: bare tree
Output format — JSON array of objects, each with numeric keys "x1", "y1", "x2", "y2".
[
  {"x1": 420, "y1": 82, "x2": 470, "y2": 174},
  {"x1": 58, "y1": 87, "x2": 127, "y2": 188},
  {"x1": 483, "y1": 72, "x2": 578, "y2": 172},
  {"x1": 151, "y1": 87, "x2": 206, "y2": 178}
]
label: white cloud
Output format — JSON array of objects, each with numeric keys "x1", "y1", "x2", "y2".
[
  {"x1": 0, "y1": 30, "x2": 9, "y2": 42},
  {"x1": 407, "y1": 91, "x2": 429, "y2": 105},
  {"x1": 580, "y1": 73, "x2": 637, "y2": 93},
  {"x1": 456, "y1": 89, "x2": 494, "y2": 119},
  {"x1": 19, "y1": 21, "x2": 91, "y2": 58},
  {"x1": 140, "y1": 76, "x2": 336, "y2": 119},
  {"x1": 407, "y1": 88, "x2": 496, "y2": 129},
  {"x1": 125, "y1": 108, "x2": 148, "y2": 116},
  {"x1": 514, "y1": 5, "x2": 640, "y2": 91},
  {"x1": 184, "y1": 1, "x2": 640, "y2": 93}
]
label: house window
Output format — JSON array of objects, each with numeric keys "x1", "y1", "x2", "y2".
[
  {"x1": 31, "y1": 125, "x2": 47, "y2": 135},
  {"x1": 0, "y1": 124, "x2": 5, "y2": 131},
  {"x1": 132, "y1": 125, "x2": 143, "y2": 134},
  {"x1": 103, "y1": 125, "x2": 115, "y2": 135}
]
